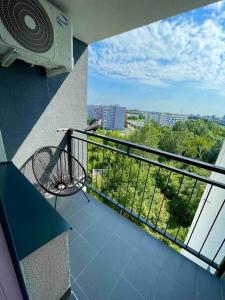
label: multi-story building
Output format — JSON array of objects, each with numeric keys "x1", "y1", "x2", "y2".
[
  {"x1": 87, "y1": 105, "x2": 103, "y2": 121},
  {"x1": 145, "y1": 111, "x2": 188, "y2": 126},
  {"x1": 144, "y1": 111, "x2": 163, "y2": 124},
  {"x1": 88, "y1": 105, "x2": 126, "y2": 130}
]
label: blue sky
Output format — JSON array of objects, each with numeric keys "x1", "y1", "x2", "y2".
[{"x1": 88, "y1": 1, "x2": 225, "y2": 116}]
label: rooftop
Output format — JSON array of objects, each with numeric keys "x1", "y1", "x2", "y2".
[{"x1": 58, "y1": 191, "x2": 224, "y2": 300}]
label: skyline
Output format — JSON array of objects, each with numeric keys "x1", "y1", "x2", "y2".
[
  {"x1": 87, "y1": 103, "x2": 224, "y2": 118},
  {"x1": 88, "y1": 1, "x2": 225, "y2": 117}
]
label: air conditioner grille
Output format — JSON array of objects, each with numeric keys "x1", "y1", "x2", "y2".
[{"x1": 0, "y1": 0, "x2": 54, "y2": 53}]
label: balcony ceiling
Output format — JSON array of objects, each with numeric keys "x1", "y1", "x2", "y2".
[{"x1": 50, "y1": 0, "x2": 218, "y2": 44}]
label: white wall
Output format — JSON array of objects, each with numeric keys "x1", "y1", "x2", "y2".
[{"x1": 183, "y1": 142, "x2": 225, "y2": 273}]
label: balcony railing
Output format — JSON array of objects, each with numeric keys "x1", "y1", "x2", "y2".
[{"x1": 58, "y1": 128, "x2": 225, "y2": 277}]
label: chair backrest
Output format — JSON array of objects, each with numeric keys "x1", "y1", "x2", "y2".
[{"x1": 32, "y1": 146, "x2": 86, "y2": 196}]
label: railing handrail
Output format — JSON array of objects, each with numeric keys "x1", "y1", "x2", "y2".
[
  {"x1": 71, "y1": 136, "x2": 225, "y2": 190},
  {"x1": 57, "y1": 127, "x2": 225, "y2": 175},
  {"x1": 58, "y1": 127, "x2": 225, "y2": 276}
]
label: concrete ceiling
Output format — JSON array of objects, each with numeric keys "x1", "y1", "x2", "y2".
[{"x1": 50, "y1": 0, "x2": 218, "y2": 44}]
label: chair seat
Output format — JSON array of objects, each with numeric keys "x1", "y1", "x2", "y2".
[
  {"x1": 47, "y1": 177, "x2": 85, "y2": 196},
  {"x1": 32, "y1": 146, "x2": 87, "y2": 197}
]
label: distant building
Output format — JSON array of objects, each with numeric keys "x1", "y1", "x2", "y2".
[
  {"x1": 219, "y1": 116, "x2": 225, "y2": 126},
  {"x1": 189, "y1": 114, "x2": 221, "y2": 124},
  {"x1": 201, "y1": 115, "x2": 220, "y2": 122},
  {"x1": 144, "y1": 111, "x2": 162, "y2": 124},
  {"x1": 127, "y1": 120, "x2": 144, "y2": 131},
  {"x1": 88, "y1": 105, "x2": 126, "y2": 130},
  {"x1": 127, "y1": 113, "x2": 140, "y2": 118},
  {"x1": 145, "y1": 111, "x2": 188, "y2": 126}
]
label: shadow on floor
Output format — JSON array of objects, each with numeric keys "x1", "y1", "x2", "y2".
[{"x1": 58, "y1": 192, "x2": 224, "y2": 300}]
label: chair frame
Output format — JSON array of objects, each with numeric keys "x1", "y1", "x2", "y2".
[{"x1": 32, "y1": 146, "x2": 90, "y2": 208}]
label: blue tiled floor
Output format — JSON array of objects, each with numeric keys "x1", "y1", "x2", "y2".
[{"x1": 58, "y1": 192, "x2": 224, "y2": 300}]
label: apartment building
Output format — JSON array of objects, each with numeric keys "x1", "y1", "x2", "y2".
[
  {"x1": 145, "y1": 111, "x2": 188, "y2": 126},
  {"x1": 88, "y1": 105, "x2": 126, "y2": 130}
]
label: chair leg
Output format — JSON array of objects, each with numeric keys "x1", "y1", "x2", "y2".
[
  {"x1": 81, "y1": 189, "x2": 90, "y2": 203},
  {"x1": 55, "y1": 196, "x2": 58, "y2": 208}
]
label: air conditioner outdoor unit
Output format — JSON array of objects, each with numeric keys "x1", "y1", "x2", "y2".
[{"x1": 0, "y1": 0, "x2": 74, "y2": 77}]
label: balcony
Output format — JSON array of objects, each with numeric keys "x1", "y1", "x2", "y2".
[
  {"x1": 58, "y1": 191, "x2": 224, "y2": 300},
  {"x1": 54, "y1": 128, "x2": 225, "y2": 299}
]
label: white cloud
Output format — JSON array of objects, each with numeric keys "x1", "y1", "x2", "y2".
[
  {"x1": 89, "y1": 4, "x2": 225, "y2": 95},
  {"x1": 204, "y1": 1, "x2": 224, "y2": 12}
]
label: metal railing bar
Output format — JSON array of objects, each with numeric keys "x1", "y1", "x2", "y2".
[
  {"x1": 131, "y1": 160, "x2": 142, "y2": 213},
  {"x1": 74, "y1": 137, "x2": 76, "y2": 166},
  {"x1": 175, "y1": 179, "x2": 198, "y2": 240},
  {"x1": 146, "y1": 167, "x2": 161, "y2": 222},
  {"x1": 112, "y1": 152, "x2": 119, "y2": 199},
  {"x1": 82, "y1": 140, "x2": 84, "y2": 166},
  {"x1": 96, "y1": 145, "x2": 100, "y2": 190},
  {"x1": 90, "y1": 143, "x2": 93, "y2": 184},
  {"x1": 72, "y1": 136, "x2": 126, "y2": 155},
  {"x1": 186, "y1": 185, "x2": 213, "y2": 247},
  {"x1": 124, "y1": 158, "x2": 133, "y2": 208},
  {"x1": 138, "y1": 164, "x2": 151, "y2": 218},
  {"x1": 68, "y1": 132, "x2": 225, "y2": 275},
  {"x1": 71, "y1": 136, "x2": 225, "y2": 190},
  {"x1": 164, "y1": 174, "x2": 185, "y2": 235},
  {"x1": 78, "y1": 139, "x2": 80, "y2": 164},
  {"x1": 198, "y1": 199, "x2": 225, "y2": 255},
  {"x1": 155, "y1": 170, "x2": 172, "y2": 228},
  {"x1": 117, "y1": 154, "x2": 126, "y2": 203},
  {"x1": 101, "y1": 148, "x2": 104, "y2": 192},
  {"x1": 130, "y1": 153, "x2": 225, "y2": 190},
  {"x1": 212, "y1": 238, "x2": 225, "y2": 263},
  {"x1": 86, "y1": 141, "x2": 89, "y2": 173},
  {"x1": 217, "y1": 256, "x2": 225, "y2": 278},
  {"x1": 69, "y1": 129, "x2": 225, "y2": 175},
  {"x1": 104, "y1": 149, "x2": 111, "y2": 193}
]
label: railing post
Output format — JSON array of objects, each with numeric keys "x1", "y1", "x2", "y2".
[
  {"x1": 127, "y1": 146, "x2": 130, "y2": 156},
  {"x1": 67, "y1": 128, "x2": 73, "y2": 179},
  {"x1": 67, "y1": 128, "x2": 73, "y2": 154},
  {"x1": 217, "y1": 257, "x2": 225, "y2": 278}
]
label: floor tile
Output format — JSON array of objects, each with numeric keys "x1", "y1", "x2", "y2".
[
  {"x1": 161, "y1": 250, "x2": 198, "y2": 297},
  {"x1": 222, "y1": 278, "x2": 225, "y2": 299},
  {"x1": 123, "y1": 249, "x2": 160, "y2": 299},
  {"x1": 109, "y1": 277, "x2": 145, "y2": 300},
  {"x1": 70, "y1": 275, "x2": 75, "y2": 285},
  {"x1": 96, "y1": 234, "x2": 135, "y2": 274},
  {"x1": 77, "y1": 255, "x2": 118, "y2": 300},
  {"x1": 69, "y1": 209, "x2": 96, "y2": 233},
  {"x1": 71, "y1": 280, "x2": 89, "y2": 300},
  {"x1": 197, "y1": 267, "x2": 222, "y2": 300},
  {"x1": 137, "y1": 234, "x2": 170, "y2": 269},
  {"x1": 58, "y1": 192, "x2": 90, "y2": 218},
  {"x1": 85, "y1": 197, "x2": 112, "y2": 218},
  {"x1": 98, "y1": 207, "x2": 126, "y2": 233},
  {"x1": 69, "y1": 236, "x2": 96, "y2": 278},
  {"x1": 82, "y1": 220, "x2": 113, "y2": 251},
  {"x1": 113, "y1": 216, "x2": 146, "y2": 249},
  {"x1": 68, "y1": 227, "x2": 79, "y2": 243},
  {"x1": 65, "y1": 291, "x2": 78, "y2": 300},
  {"x1": 60, "y1": 193, "x2": 223, "y2": 300},
  {"x1": 154, "y1": 271, "x2": 194, "y2": 300}
]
